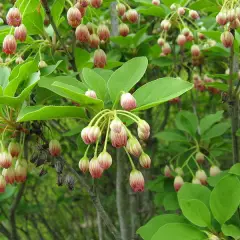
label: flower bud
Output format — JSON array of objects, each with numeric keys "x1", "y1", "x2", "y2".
[
  {"x1": 88, "y1": 126, "x2": 101, "y2": 143},
  {"x1": 126, "y1": 9, "x2": 139, "y2": 23},
  {"x1": 81, "y1": 126, "x2": 92, "y2": 144},
  {"x1": 152, "y1": 0, "x2": 160, "y2": 5},
  {"x1": 175, "y1": 167, "x2": 184, "y2": 176},
  {"x1": 15, "y1": 56, "x2": 24, "y2": 64},
  {"x1": 94, "y1": 49, "x2": 107, "y2": 68},
  {"x1": 137, "y1": 120, "x2": 150, "y2": 141},
  {"x1": 177, "y1": 7, "x2": 185, "y2": 15},
  {"x1": 3, "y1": 35, "x2": 17, "y2": 55},
  {"x1": 198, "y1": 32, "x2": 205, "y2": 40},
  {"x1": 49, "y1": 140, "x2": 62, "y2": 157},
  {"x1": 116, "y1": 3, "x2": 126, "y2": 16},
  {"x1": 110, "y1": 118, "x2": 123, "y2": 133},
  {"x1": 221, "y1": 31, "x2": 234, "y2": 48},
  {"x1": 98, "y1": 151, "x2": 112, "y2": 170},
  {"x1": 97, "y1": 24, "x2": 110, "y2": 41},
  {"x1": 162, "y1": 42, "x2": 171, "y2": 55},
  {"x1": 0, "y1": 175, "x2": 6, "y2": 193},
  {"x1": 176, "y1": 34, "x2": 187, "y2": 46},
  {"x1": 187, "y1": 32, "x2": 194, "y2": 41},
  {"x1": 15, "y1": 160, "x2": 27, "y2": 183},
  {"x1": 129, "y1": 169, "x2": 144, "y2": 192},
  {"x1": 195, "y1": 152, "x2": 204, "y2": 164},
  {"x1": 157, "y1": 37, "x2": 165, "y2": 46},
  {"x1": 67, "y1": 7, "x2": 82, "y2": 28},
  {"x1": 8, "y1": 142, "x2": 21, "y2": 158},
  {"x1": 195, "y1": 169, "x2": 207, "y2": 185},
  {"x1": 170, "y1": 4, "x2": 176, "y2": 10},
  {"x1": 230, "y1": 18, "x2": 240, "y2": 29},
  {"x1": 3, "y1": 167, "x2": 15, "y2": 184},
  {"x1": 127, "y1": 137, "x2": 142, "y2": 157},
  {"x1": 86, "y1": 22, "x2": 94, "y2": 34},
  {"x1": 120, "y1": 93, "x2": 137, "y2": 111},
  {"x1": 89, "y1": 157, "x2": 103, "y2": 178},
  {"x1": 161, "y1": 19, "x2": 171, "y2": 31},
  {"x1": 89, "y1": 34, "x2": 100, "y2": 48},
  {"x1": 110, "y1": 127, "x2": 127, "y2": 148},
  {"x1": 216, "y1": 12, "x2": 227, "y2": 25},
  {"x1": 139, "y1": 152, "x2": 151, "y2": 168},
  {"x1": 191, "y1": 44, "x2": 200, "y2": 56},
  {"x1": 85, "y1": 90, "x2": 97, "y2": 99},
  {"x1": 210, "y1": 165, "x2": 221, "y2": 177},
  {"x1": 174, "y1": 176, "x2": 184, "y2": 191},
  {"x1": 90, "y1": 0, "x2": 102, "y2": 8},
  {"x1": 38, "y1": 60, "x2": 47, "y2": 68},
  {"x1": 227, "y1": 9, "x2": 236, "y2": 22},
  {"x1": 6, "y1": 7, "x2": 22, "y2": 27},
  {"x1": 182, "y1": 27, "x2": 190, "y2": 36},
  {"x1": 189, "y1": 10, "x2": 199, "y2": 19},
  {"x1": 80, "y1": 0, "x2": 89, "y2": 7},
  {"x1": 192, "y1": 177, "x2": 201, "y2": 185},
  {"x1": 65, "y1": 174, "x2": 75, "y2": 190},
  {"x1": 169, "y1": 97, "x2": 180, "y2": 103},
  {"x1": 119, "y1": 23, "x2": 129, "y2": 37},
  {"x1": 164, "y1": 165, "x2": 172, "y2": 178},
  {"x1": 0, "y1": 152, "x2": 12, "y2": 169},
  {"x1": 75, "y1": 24, "x2": 90, "y2": 43},
  {"x1": 79, "y1": 156, "x2": 89, "y2": 173},
  {"x1": 14, "y1": 24, "x2": 27, "y2": 42}
]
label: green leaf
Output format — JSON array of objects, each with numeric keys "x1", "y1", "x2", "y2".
[
  {"x1": 175, "y1": 111, "x2": 198, "y2": 137},
  {"x1": 163, "y1": 192, "x2": 179, "y2": 211},
  {"x1": 151, "y1": 57, "x2": 173, "y2": 67},
  {"x1": 202, "y1": 122, "x2": 231, "y2": 140},
  {"x1": 200, "y1": 111, "x2": 224, "y2": 135},
  {"x1": 23, "y1": 11, "x2": 44, "y2": 35},
  {"x1": 207, "y1": 171, "x2": 228, "y2": 187},
  {"x1": 93, "y1": 69, "x2": 113, "y2": 82},
  {"x1": 229, "y1": 163, "x2": 240, "y2": 176},
  {"x1": 154, "y1": 130, "x2": 188, "y2": 142},
  {"x1": 0, "y1": 185, "x2": 17, "y2": 201},
  {"x1": 52, "y1": 0, "x2": 65, "y2": 26},
  {"x1": 136, "y1": 214, "x2": 186, "y2": 240},
  {"x1": 82, "y1": 68, "x2": 107, "y2": 100},
  {"x1": 138, "y1": 6, "x2": 166, "y2": 17},
  {"x1": 0, "y1": 66, "x2": 10, "y2": 89},
  {"x1": 151, "y1": 223, "x2": 206, "y2": 240},
  {"x1": 107, "y1": 57, "x2": 148, "y2": 102},
  {"x1": 40, "y1": 60, "x2": 63, "y2": 76},
  {"x1": 17, "y1": 106, "x2": 87, "y2": 122},
  {"x1": 222, "y1": 224, "x2": 240, "y2": 239},
  {"x1": 15, "y1": 0, "x2": 40, "y2": 14},
  {"x1": 205, "y1": 82, "x2": 228, "y2": 91},
  {"x1": 179, "y1": 199, "x2": 211, "y2": 227},
  {"x1": 210, "y1": 175, "x2": 240, "y2": 225},
  {"x1": 74, "y1": 48, "x2": 91, "y2": 71},
  {"x1": 52, "y1": 81, "x2": 104, "y2": 111},
  {"x1": 133, "y1": 78, "x2": 193, "y2": 111},
  {"x1": 189, "y1": 0, "x2": 217, "y2": 11}
]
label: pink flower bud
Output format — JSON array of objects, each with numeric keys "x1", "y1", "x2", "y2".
[
  {"x1": 8, "y1": 142, "x2": 21, "y2": 158},
  {"x1": 120, "y1": 93, "x2": 137, "y2": 111},
  {"x1": 221, "y1": 31, "x2": 234, "y2": 48},
  {"x1": 0, "y1": 152, "x2": 12, "y2": 169},
  {"x1": 110, "y1": 127, "x2": 127, "y2": 148},
  {"x1": 186, "y1": 32, "x2": 194, "y2": 41},
  {"x1": 110, "y1": 118, "x2": 123, "y2": 133},
  {"x1": 177, "y1": 7, "x2": 185, "y2": 15},
  {"x1": 2, "y1": 35, "x2": 17, "y2": 55},
  {"x1": 194, "y1": 79, "x2": 205, "y2": 92},
  {"x1": 75, "y1": 24, "x2": 90, "y2": 43},
  {"x1": 161, "y1": 19, "x2": 171, "y2": 31},
  {"x1": 129, "y1": 169, "x2": 144, "y2": 192},
  {"x1": 137, "y1": 120, "x2": 150, "y2": 141},
  {"x1": 139, "y1": 152, "x2": 151, "y2": 168},
  {"x1": 97, "y1": 25, "x2": 110, "y2": 41},
  {"x1": 80, "y1": 0, "x2": 89, "y2": 7},
  {"x1": 0, "y1": 175, "x2": 6, "y2": 193},
  {"x1": 94, "y1": 49, "x2": 107, "y2": 68},
  {"x1": 116, "y1": 3, "x2": 126, "y2": 16},
  {"x1": 98, "y1": 151, "x2": 112, "y2": 170},
  {"x1": 157, "y1": 37, "x2": 165, "y2": 46},
  {"x1": 195, "y1": 169, "x2": 207, "y2": 185},
  {"x1": 152, "y1": 0, "x2": 160, "y2": 5},
  {"x1": 14, "y1": 24, "x2": 27, "y2": 42},
  {"x1": 90, "y1": 0, "x2": 102, "y2": 8},
  {"x1": 86, "y1": 22, "x2": 94, "y2": 34},
  {"x1": 119, "y1": 23, "x2": 129, "y2": 37},
  {"x1": 176, "y1": 34, "x2": 187, "y2": 46},
  {"x1": 15, "y1": 159, "x2": 27, "y2": 183},
  {"x1": 210, "y1": 165, "x2": 221, "y2": 177},
  {"x1": 15, "y1": 56, "x2": 24, "y2": 64},
  {"x1": 195, "y1": 152, "x2": 205, "y2": 164},
  {"x1": 227, "y1": 9, "x2": 236, "y2": 22},
  {"x1": 67, "y1": 7, "x2": 82, "y2": 28},
  {"x1": 49, "y1": 140, "x2": 61, "y2": 157},
  {"x1": 230, "y1": 18, "x2": 240, "y2": 29},
  {"x1": 174, "y1": 176, "x2": 184, "y2": 191},
  {"x1": 81, "y1": 126, "x2": 92, "y2": 144},
  {"x1": 126, "y1": 9, "x2": 139, "y2": 24},
  {"x1": 85, "y1": 90, "x2": 97, "y2": 99},
  {"x1": 182, "y1": 27, "x2": 190, "y2": 36},
  {"x1": 38, "y1": 60, "x2": 47, "y2": 68},
  {"x1": 126, "y1": 137, "x2": 142, "y2": 157},
  {"x1": 6, "y1": 7, "x2": 22, "y2": 27},
  {"x1": 87, "y1": 126, "x2": 101, "y2": 143},
  {"x1": 89, "y1": 157, "x2": 103, "y2": 178},
  {"x1": 198, "y1": 32, "x2": 205, "y2": 40},
  {"x1": 3, "y1": 167, "x2": 15, "y2": 184},
  {"x1": 89, "y1": 34, "x2": 100, "y2": 48},
  {"x1": 79, "y1": 156, "x2": 89, "y2": 173},
  {"x1": 164, "y1": 165, "x2": 172, "y2": 178},
  {"x1": 78, "y1": 6, "x2": 87, "y2": 17},
  {"x1": 162, "y1": 42, "x2": 171, "y2": 55},
  {"x1": 175, "y1": 167, "x2": 184, "y2": 176},
  {"x1": 189, "y1": 10, "x2": 199, "y2": 19},
  {"x1": 192, "y1": 177, "x2": 201, "y2": 185},
  {"x1": 216, "y1": 12, "x2": 227, "y2": 25},
  {"x1": 191, "y1": 44, "x2": 200, "y2": 56}
]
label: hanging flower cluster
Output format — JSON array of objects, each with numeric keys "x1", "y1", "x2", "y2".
[{"x1": 79, "y1": 90, "x2": 151, "y2": 192}]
